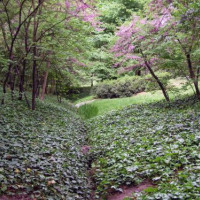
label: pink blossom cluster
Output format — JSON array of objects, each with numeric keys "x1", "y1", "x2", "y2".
[
  {"x1": 67, "y1": 57, "x2": 86, "y2": 67},
  {"x1": 65, "y1": 0, "x2": 102, "y2": 31},
  {"x1": 112, "y1": 0, "x2": 173, "y2": 70}
]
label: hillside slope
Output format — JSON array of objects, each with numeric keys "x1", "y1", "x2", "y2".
[
  {"x1": 0, "y1": 99, "x2": 91, "y2": 200},
  {"x1": 88, "y1": 97, "x2": 200, "y2": 199}
]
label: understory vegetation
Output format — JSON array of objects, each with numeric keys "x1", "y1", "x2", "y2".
[
  {"x1": 94, "y1": 72, "x2": 170, "y2": 99},
  {"x1": 1, "y1": 90, "x2": 200, "y2": 199},
  {"x1": 1, "y1": 0, "x2": 200, "y2": 199},
  {"x1": 88, "y1": 96, "x2": 200, "y2": 199},
  {"x1": 0, "y1": 96, "x2": 91, "y2": 200}
]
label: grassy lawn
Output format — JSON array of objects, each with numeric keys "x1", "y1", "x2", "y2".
[
  {"x1": 73, "y1": 95, "x2": 95, "y2": 104},
  {"x1": 90, "y1": 91, "x2": 164, "y2": 116},
  {"x1": 75, "y1": 78, "x2": 196, "y2": 118},
  {"x1": 83, "y1": 89, "x2": 194, "y2": 117}
]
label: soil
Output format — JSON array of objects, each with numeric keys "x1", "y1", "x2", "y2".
[
  {"x1": 88, "y1": 164, "x2": 97, "y2": 200},
  {"x1": 81, "y1": 145, "x2": 91, "y2": 154},
  {"x1": 107, "y1": 180, "x2": 155, "y2": 200}
]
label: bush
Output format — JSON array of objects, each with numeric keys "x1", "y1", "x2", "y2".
[
  {"x1": 145, "y1": 72, "x2": 171, "y2": 91},
  {"x1": 94, "y1": 72, "x2": 171, "y2": 99}
]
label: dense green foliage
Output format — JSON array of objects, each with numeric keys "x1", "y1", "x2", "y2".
[
  {"x1": 0, "y1": 98, "x2": 91, "y2": 199},
  {"x1": 88, "y1": 97, "x2": 200, "y2": 199},
  {"x1": 1, "y1": 0, "x2": 200, "y2": 199},
  {"x1": 94, "y1": 72, "x2": 170, "y2": 98},
  {"x1": 67, "y1": 87, "x2": 92, "y2": 102}
]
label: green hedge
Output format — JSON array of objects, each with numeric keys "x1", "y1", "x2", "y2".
[{"x1": 94, "y1": 72, "x2": 171, "y2": 99}]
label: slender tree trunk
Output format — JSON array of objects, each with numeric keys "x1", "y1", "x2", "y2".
[
  {"x1": 91, "y1": 73, "x2": 94, "y2": 87},
  {"x1": 2, "y1": 62, "x2": 12, "y2": 104},
  {"x1": 186, "y1": 54, "x2": 200, "y2": 100},
  {"x1": 50, "y1": 79, "x2": 55, "y2": 94},
  {"x1": 31, "y1": 0, "x2": 41, "y2": 110},
  {"x1": 35, "y1": 70, "x2": 40, "y2": 98},
  {"x1": 32, "y1": 45, "x2": 37, "y2": 110},
  {"x1": 10, "y1": 67, "x2": 17, "y2": 101},
  {"x1": 40, "y1": 61, "x2": 50, "y2": 101},
  {"x1": 197, "y1": 65, "x2": 200, "y2": 82},
  {"x1": 135, "y1": 68, "x2": 141, "y2": 76},
  {"x1": 55, "y1": 80, "x2": 61, "y2": 103},
  {"x1": 145, "y1": 61, "x2": 170, "y2": 102},
  {"x1": 140, "y1": 49, "x2": 170, "y2": 102},
  {"x1": 19, "y1": 60, "x2": 26, "y2": 100}
]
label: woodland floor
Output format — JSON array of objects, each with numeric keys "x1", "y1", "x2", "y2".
[
  {"x1": 1, "y1": 91, "x2": 200, "y2": 200},
  {"x1": 107, "y1": 180, "x2": 154, "y2": 200}
]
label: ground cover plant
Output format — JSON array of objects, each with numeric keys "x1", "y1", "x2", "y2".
[
  {"x1": 0, "y1": 97, "x2": 91, "y2": 200},
  {"x1": 1, "y1": 0, "x2": 200, "y2": 199},
  {"x1": 88, "y1": 96, "x2": 200, "y2": 199}
]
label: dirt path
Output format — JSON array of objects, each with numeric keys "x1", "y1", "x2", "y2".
[
  {"x1": 107, "y1": 180, "x2": 154, "y2": 200},
  {"x1": 75, "y1": 100, "x2": 96, "y2": 108}
]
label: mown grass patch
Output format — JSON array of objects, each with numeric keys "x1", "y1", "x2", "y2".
[
  {"x1": 74, "y1": 95, "x2": 95, "y2": 104},
  {"x1": 78, "y1": 104, "x2": 99, "y2": 120},
  {"x1": 0, "y1": 97, "x2": 91, "y2": 199},
  {"x1": 88, "y1": 96, "x2": 200, "y2": 199},
  {"x1": 88, "y1": 89, "x2": 193, "y2": 117},
  {"x1": 89, "y1": 91, "x2": 163, "y2": 116},
  {"x1": 75, "y1": 77, "x2": 195, "y2": 117}
]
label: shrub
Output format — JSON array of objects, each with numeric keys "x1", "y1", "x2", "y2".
[
  {"x1": 94, "y1": 72, "x2": 171, "y2": 99},
  {"x1": 145, "y1": 72, "x2": 171, "y2": 91}
]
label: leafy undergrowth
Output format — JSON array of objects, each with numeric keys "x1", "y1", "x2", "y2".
[
  {"x1": 88, "y1": 96, "x2": 200, "y2": 199},
  {"x1": 0, "y1": 98, "x2": 91, "y2": 199}
]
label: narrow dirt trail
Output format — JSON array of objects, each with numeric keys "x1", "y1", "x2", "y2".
[
  {"x1": 75, "y1": 100, "x2": 96, "y2": 108},
  {"x1": 107, "y1": 180, "x2": 154, "y2": 200}
]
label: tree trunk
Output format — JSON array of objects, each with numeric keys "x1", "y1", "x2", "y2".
[
  {"x1": 135, "y1": 68, "x2": 141, "y2": 76},
  {"x1": 32, "y1": 45, "x2": 37, "y2": 110},
  {"x1": 10, "y1": 68, "x2": 17, "y2": 101},
  {"x1": 31, "y1": 0, "x2": 40, "y2": 110},
  {"x1": 19, "y1": 60, "x2": 26, "y2": 100},
  {"x1": 2, "y1": 62, "x2": 12, "y2": 104},
  {"x1": 91, "y1": 73, "x2": 94, "y2": 87},
  {"x1": 36, "y1": 70, "x2": 40, "y2": 98},
  {"x1": 40, "y1": 61, "x2": 50, "y2": 101},
  {"x1": 145, "y1": 61, "x2": 170, "y2": 102},
  {"x1": 186, "y1": 54, "x2": 200, "y2": 100}
]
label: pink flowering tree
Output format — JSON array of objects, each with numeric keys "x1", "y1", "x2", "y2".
[
  {"x1": 65, "y1": 0, "x2": 101, "y2": 31},
  {"x1": 146, "y1": 0, "x2": 200, "y2": 100},
  {"x1": 112, "y1": 0, "x2": 173, "y2": 101},
  {"x1": 167, "y1": 0, "x2": 200, "y2": 99}
]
